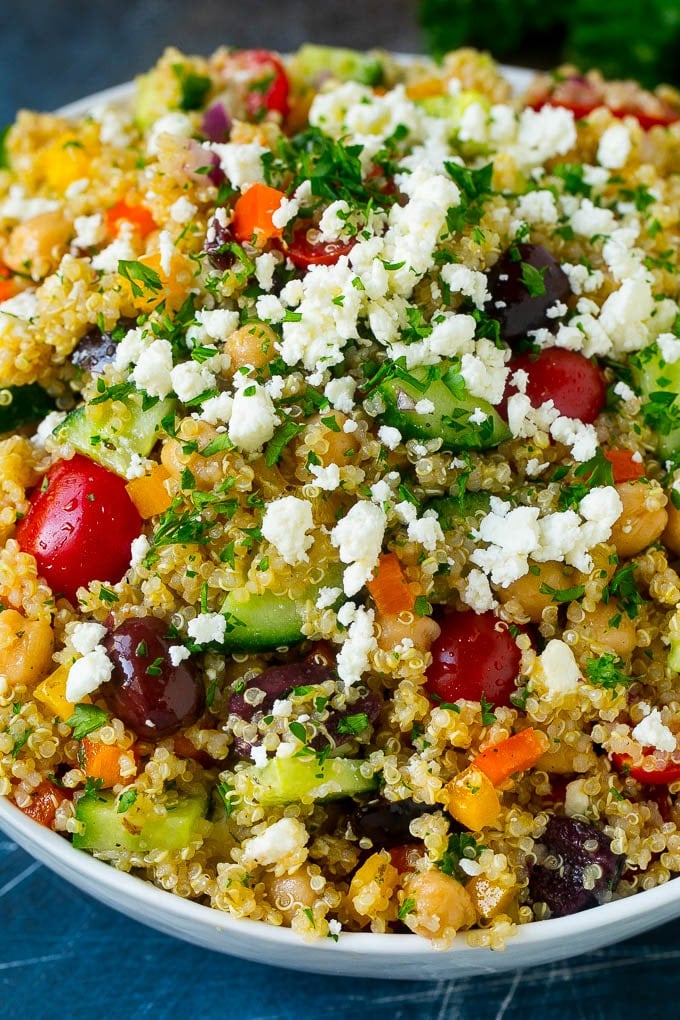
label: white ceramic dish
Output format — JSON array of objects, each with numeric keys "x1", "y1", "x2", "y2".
[
  {"x1": 3, "y1": 62, "x2": 679, "y2": 979},
  {"x1": 2, "y1": 794, "x2": 680, "y2": 978}
]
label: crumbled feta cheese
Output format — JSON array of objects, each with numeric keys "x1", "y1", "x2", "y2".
[
  {"x1": 208, "y1": 142, "x2": 268, "y2": 187},
  {"x1": 32, "y1": 410, "x2": 67, "y2": 447},
  {"x1": 90, "y1": 226, "x2": 136, "y2": 272},
  {"x1": 114, "y1": 327, "x2": 146, "y2": 370},
  {"x1": 658, "y1": 333, "x2": 680, "y2": 365},
  {"x1": 309, "y1": 462, "x2": 341, "y2": 491},
  {"x1": 316, "y1": 587, "x2": 342, "y2": 610},
  {"x1": 71, "y1": 622, "x2": 108, "y2": 656},
  {"x1": 271, "y1": 195, "x2": 299, "y2": 230},
  {"x1": 250, "y1": 744, "x2": 269, "y2": 768},
  {"x1": 170, "y1": 195, "x2": 198, "y2": 224},
  {"x1": 132, "y1": 338, "x2": 174, "y2": 399},
  {"x1": 613, "y1": 379, "x2": 637, "y2": 405},
  {"x1": 228, "y1": 382, "x2": 279, "y2": 453},
  {"x1": 187, "y1": 612, "x2": 227, "y2": 645},
  {"x1": 407, "y1": 512, "x2": 444, "y2": 552},
  {"x1": 130, "y1": 534, "x2": 150, "y2": 569},
  {"x1": 564, "y1": 778, "x2": 590, "y2": 818},
  {"x1": 597, "y1": 123, "x2": 632, "y2": 169},
  {"x1": 549, "y1": 416, "x2": 599, "y2": 462},
  {"x1": 170, "y1": 361, "x2": 216, "y2": 403},
  {"x1": 199, "y1": 392, "x2": 234, "y2": 426},
  {"x1": 196, "y1": 308, "x2": 240, "y2": 341},
  {"x1": 255, "y1": 252, "x2": 278, "y2": 292},
  {"x1": 370, "y1": 479, "x2": 393, "y2": 504},
  {"x1": 515, "y1": 106, "x2": 577, "y2": 166},
  {"x1": 262, "y1": 496, "x2": 314, "y2": 565},
  {"x1": 414, "y1": 399, "x2": 435, "y2": 415},
  {"x1": 169, "y1": 645, "x2": 191, "y2": 666},
  {"x1": 377, "y1": 425, "x2": 402, "y2": 450},
  {"x1": 336, "y1": 606, "x2": 377, "y2": 686},
  {"x1": 534, "y1": 639, "x2": 581, "y2": 695},
  {"x1": 73, "y1": 213, "x2": 105, "y2": 249},
  {"x1": 147, "y1": 112, "x2": 194, "y2": 156},
  {"x1": 328, "y1": 919, "x2": 343, "y2": 938},
  {"x1": 461, "y1": 569, "x2": 498, "y2": 613},
  {"x1": 65, "y1": 645, "x2": 114, "y2": 703},
  {"x1": 324, "y1": 377, "x2": 356, "y2": 414},
  {"x1": 632, "y1": 708, "x2": 676, "y2": 752},
  {"x1": 0, "y1": 184, "x2": 59, "y2": 222},
  {"x1": 570, "y1": 199, "x2": 617, "y2": 238},
  {"x1": 242, "y1": 817, "x2": 309, "y2": 866},
  {"x1": 271, "y1": 699, "x2": 293, "y2": 717},
  {"x1": 440, "y1": 264, "x2": 490, "y2": 309},
  {"x1": 331, "y1": 502, "x2": 386, "y2": 596},
  {"x1": 515, "y1": 189, "x2": 559, "y2": 225}
]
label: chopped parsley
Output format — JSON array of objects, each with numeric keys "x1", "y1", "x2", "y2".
[
  {"x1": 117, "y1": 789, "x2": 138, "y2": 814},
  {"x1": 585, "y1": 653, "x2": 636, "y2": 691},
  {"x1": 117, "y1": 260, "x2": 163, "y2": 299},
  {"x1": 65, "y1": 704, "x2": 110, "y2": 740}
]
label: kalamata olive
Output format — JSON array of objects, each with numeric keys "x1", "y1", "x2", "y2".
[
  {"x1": 528, "y1": 816, "x2": 624, "y2": 917},
  {"x1": 101, "y1": 617, "x2": 204, "y2": 740},
  {"x1": 71, "y1": 319, "x2": 136, "y2": 373},
  {"x1": 324, "y1": 690, "x2": 383, "y2": 744},
  {"x1": 485, "y1": 243, "x2": 571, "y2": 344},
  {"x1": 230, "y1": 661, "x2": 335, "y2": 758},
  {"x1": 204, "y1": 216, "x2": 236, "y2": 271},
  {"x1": 351, "y1": 798, "x2": 439, "y2": 847}
]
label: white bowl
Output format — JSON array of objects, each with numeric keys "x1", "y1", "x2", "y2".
[
  {"x1": 4, "y1": 63, "x2": 680, "y2": 979},
  {"x1": 2, "y1": 794, "x2": 680, "y2": 978}
]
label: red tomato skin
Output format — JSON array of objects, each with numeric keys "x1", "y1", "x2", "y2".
[
  {"x1": 286, "y1": 224, "x2": 355, "y2": 269},
  {"x1": 425, "y1": 610, "x2": 523, "y2": 708},
  {"x1": 236, "y1": 49, "x2": 290, "y2": 118},
  {"x1": 17, "y1": 779, "x2": 70, "y2": 829},
  {"x1": 504, "y1": 348, "x2": 606, "y2": 424},
  {"x1": 15, "y1": 454, "x2": 142, "y2": 604},
  {"x1": 612, "y1": 750, "x2": 680, "y2": 786},
  {"x1": 603, "y1": 448, "x2": 645, "y2": 484}
]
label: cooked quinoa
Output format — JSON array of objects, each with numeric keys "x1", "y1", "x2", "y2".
[{"x1": 1, "y1": 43, "x2": 680, "y2": 950}]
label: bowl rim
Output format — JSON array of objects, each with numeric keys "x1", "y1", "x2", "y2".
[
  {"x1": 4, "y1": 57, "x2": 679, "y2": 962},
  {"x1": 2, "y1": 792, "x2": 679, "y2": 958}
]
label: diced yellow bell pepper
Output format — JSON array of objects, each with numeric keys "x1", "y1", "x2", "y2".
[
  {"x1": 42, "y1": 133, "x2": 90, "y2": 191},
  {"x1": 465, "y1": 874, "x2": 517, "y2": 920},
  {"x1": 34, "y1": 662, "x2": 89, "y2": 721},
  {"x1": 443, "y1": 766, "x2": 501, "y2": 830}
]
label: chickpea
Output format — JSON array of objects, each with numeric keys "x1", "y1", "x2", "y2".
[
  {"x1": 305, "y1": 412, "x2": 360, "y2": 468},
  {"x1": 161, "y1": 420, "x2": 227, "y2": 490},
  {"x1": 376, "y1": 609, "x2": 441, "y2": 653},
  {"x1": 400, "y1": 869, "x2": 476, "y2": 940},
  {"x1": 496, "y1": 560, "x2": 582, "y2": 622},
  {"x1": 663, "y1": 495, "x2": 680, "y2": 557},
  {"x1": 263, "y1": 866, "x2": 316, "y2": 926},
  {"x1": 571, "y1": 597, "x2": 637, "y2": 657},
  {"x1": 4, "y1": 210, "x2": 72, "y2": 280},
  {"x1": 0, "y1": 609, "x2": 54, "y2": 688},
  {"x1": 224, "y1": 321, "x2": 278, "y2": 375},
  {"x1": 610, "y1": 480, "x2": 667, "y2": 559}
]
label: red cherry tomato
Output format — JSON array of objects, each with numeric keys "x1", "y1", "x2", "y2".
[
  {"x1": 505, "y1": 347, "x2": 606, "y2": 424},
  {"x1": 15, "y1": 454, "x2": 142, "y2": 604},
  {"x1": 425, "y1": 610, "x2": 524, "y2": 708},
  {"x1": 530, "y1": 76, "x2": 680, "y2": 130},
  {"x1": 233, "y1": 49, "x2": 290, "y2": 119},
  {"x1": 612, "y1": 749, "x2": 680, "y2": 786},
  {"x1": 285, "y1": 222, "x2": 355, "y2": 270},
  {"x1": 388, "y1": 844, "x2": 425, "y2": 874}
]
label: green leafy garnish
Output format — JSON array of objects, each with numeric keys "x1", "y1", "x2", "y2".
[
  {"x1": 585, "y1": 653, "x2": 636, "y2": 691},
  {"x1": 117, "y1": 260, "x2": 163, "y2": 299},
  {"x1": 66, "y1": 704, "x2": 110, "y2": 740},
  {"x1": 117, "y1": 789, "x2": 138, "y2": 814},
  {"x1": 337, "y1": 712, "x2": 370, "y2": 736}
]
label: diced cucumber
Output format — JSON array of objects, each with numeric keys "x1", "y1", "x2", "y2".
[
  {"x1": 427, "y1": 491, "x2": 492, "y2": 530},
  {"x1": 0, "y1": 383, "x2": 56, "y2": 433},
  {"x1": 289, "y1": 44, "x2": 386, "y2": 88},
  {"x1": 242, "y1": 755, "x2": 378, "y2": 805},
  {"x1": 418, "y1": 91, "x2": 491, "y2": 152},
  {"x1": 630, "y1": 342, "x2": 680, "y2": 459},
  {"x1": 53, "y1": 392, "x2": 175, "y2": 477},
  {"x1": 221, "y1": 566, "x2": 344, "y2": 651},
  {"x1": 73, "y1": 788, "x2": 208, "y2": 852},
  {"x1": 377, "y1": 364, "x2": 510, "y2": 451}
]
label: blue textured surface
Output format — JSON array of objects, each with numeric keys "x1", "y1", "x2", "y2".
[
  {"x1": 1, "y1": 836, "x2": 679, "y2": 1020},
  {"x1": 1, "y1": 4, "x2": 679, "y2": 1017}
]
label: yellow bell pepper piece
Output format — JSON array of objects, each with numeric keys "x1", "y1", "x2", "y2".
[
  {"x1": 34, "y1": 662, "x2": 89, "y2": 721},
  {"x1": 43, "y1": 133, "x2": 90, "y2": 191},
  {"x1": 443, "y1": 766, "x2": 501, "y2": 830}
]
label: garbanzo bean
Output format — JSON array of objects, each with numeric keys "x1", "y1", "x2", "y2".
[
  {"x1": 376, "y1": 609, "x2": 441, "y2": 652},
  {"x1": 571, "y1": 597, "x2": 637, "y2": 657},
  {"x1": 610, "y1": 480, "x2": 668, "y2": 559},
  {"x1": 161, "y1": 420, "x2": 227, "y2": 490},
  {"x1": 400, "y1": 869, "x2": 476, "y2": 940},
  {"x1": 224, "y1": 321, "x2": 278, "y2": 374},
  {"x1": 263, "y1": 866, "x2": 317, "y2": 925},
  {"x1": 496, "y1": 560, "x2": 582, "y2": 622},
  {"x1": 4, "y1": 210, "x2": 72, "y2": 279},
  {"x1": 305, "y1": 412, "x2": 361, "y2": 468},
  {"x1": 0, "y1": 609, "x2": 54, "y2": 688},
  {"x1": 663, "y1": 495, "x2": 680, "y2": 557}
]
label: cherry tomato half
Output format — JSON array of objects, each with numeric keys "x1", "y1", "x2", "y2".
[
  {"x1": 233, "y1": 49, "x2": 290, "y2": 119},
  {"x1": 425, "y1": 610, "x2": 524, "y2": 708},
  {"x1": 612, "y1": 750, "x2": 680, "y2": 786},
  {"x1": 504, "y1": 347, "x2": 606, "y2": 424},
  {"x1": 285, "y1": 222, "x2": 355, "y2": 270},
  {"x1": 16, "y1": 454, "x2": 142, "y2": 604},
  {"x1": 530, "y1": 75, "x2": 680, "y2": 131},
  {"x1": 603, "y1": 448, "x2": 646, "y2": 484}
]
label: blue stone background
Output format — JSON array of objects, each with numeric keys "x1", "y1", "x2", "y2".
[{"x1": 1, "y1": 3, "x2": 679, "y2": 1017}]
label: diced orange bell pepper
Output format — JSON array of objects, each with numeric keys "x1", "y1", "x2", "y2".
[
  {"x1": 0, "y1": 264, "x2": 19, "y2": 302},
  {"x1": 471, "y1": 728, "x2": 548, "y2": 787},
  {"x1": 366, "y1": 552, "x2": 416, "y2": 616},
  {"x1": 231, "y1": 183, "x2": 286, "y2": 244},
  {"x1": 443, "y1": 766, "x2": 501, "y2": 830},
  {"x1": 80, "y1": 737, "x2": 137, "y2": 788},
  {"x1": 125, "y1": 463, "x2": 172, "y2": 518},
  {"x1": 106, "y1": 199, "x2": 157, "y2": 239},
  {"x1": 603, "y1": 448, "x2": 645, "y2": 484}
]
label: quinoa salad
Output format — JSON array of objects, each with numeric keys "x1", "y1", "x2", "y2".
[{"x1": 1, "y1": 44, "x2": 680, "y2": 951}]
